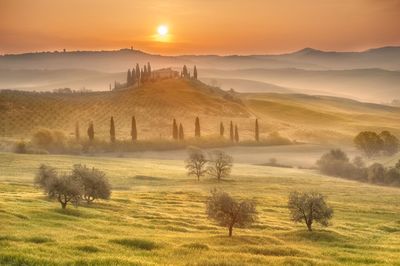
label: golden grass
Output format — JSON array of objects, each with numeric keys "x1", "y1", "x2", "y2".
[{"x1": 0, "y1": 152, "x2": 399, "y2": 265}]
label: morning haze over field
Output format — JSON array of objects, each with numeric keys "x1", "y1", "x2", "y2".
[{"x1": 1, "y1": 1, "x2": 400, "y2": 265}]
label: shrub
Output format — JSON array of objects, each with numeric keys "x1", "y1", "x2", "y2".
[
  {"x1": 288, "y1": 191, "x2": 333, "y2": 231},
  {"x1": 31, "y1": 128, "x2": 67, "y2": 153},
  {"x1": 14, "y1": 140, "x2": 28, "y2": 154},
  {"x1": 206, "y1": 189, "x2": 257, "y2": 237}
]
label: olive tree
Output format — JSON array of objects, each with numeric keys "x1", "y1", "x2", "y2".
[
  {"x1": 207, "y1": 150, "x2": 233, "y2": 181},
  {"x1": 35, "y1": 164, "x2": 83, "y2": 209},
  {"x1": 185, "y1": 147, "x2": 208, "y2": 181},
  {"x1": 206, "y1": 189, "x2": 257, "y2": 237},
  {"x1": 72, "y1": 164, "x2": 111, "y2": 203},
  {"x1": 288, "y1": 191, "x2": 333, "y2": 232}
]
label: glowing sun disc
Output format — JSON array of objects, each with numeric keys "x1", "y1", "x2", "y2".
[{"x1": 157, "y1": 25, "x2": 168, "y2": 36}]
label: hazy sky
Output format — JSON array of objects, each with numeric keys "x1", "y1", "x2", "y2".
[{"x1": 0, "y1": 0, "x2": 399, "y2": 55}]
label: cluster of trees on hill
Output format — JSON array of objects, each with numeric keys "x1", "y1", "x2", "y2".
[
  {"x1": 35, "y1": 164, "x2": 111, "y2": 209},
  {"x1": 181, "y1": 65, "x2": 197, "y2": 80},
  {"x1": 317, "y1": 149, "x2": 400, "y2": 186},
  {"x1": 354, "y1": 131, "x2": 399, "y2": 157}
]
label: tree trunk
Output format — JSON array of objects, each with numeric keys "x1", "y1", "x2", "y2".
[
  {"x1": 61, "y1": 202, "x2": 67, "y2": 209},
  {"x1": 228, "y1": 225, "x2": 233, "y2": 237},
  {"x1": 306, "y1": 221, "x2": 312, "y2": 231}
]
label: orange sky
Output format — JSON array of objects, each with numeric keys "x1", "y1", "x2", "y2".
[{"x1": 0, "y1": 0, "x2": 399, "y2": 55}]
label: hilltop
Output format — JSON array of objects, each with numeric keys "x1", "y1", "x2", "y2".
[
  {"x1": 0, "y1": 79, "x2": 249, "y2": 139},
  {"x1": 1, "y1": 78, "x2": 400, "y2": 144}
]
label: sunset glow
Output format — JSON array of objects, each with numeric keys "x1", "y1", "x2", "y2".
[{"x1": 0, "y1": 0, "x2": 399, "y2": 55}]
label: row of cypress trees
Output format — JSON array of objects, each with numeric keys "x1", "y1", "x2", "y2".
[{"x1": 76, "y1": 117, "x2": 260, "y2": 143}]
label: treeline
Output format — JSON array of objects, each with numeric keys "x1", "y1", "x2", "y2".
[
  {"x1": 14, "y1": 117, "x2": 292, "y2": 154},
  {"x1": 85, "y1": 117, "x2": 264, "y2": 143},
  {"x1": 317, "y1": 149, "x2": 400, "y2": 187}
]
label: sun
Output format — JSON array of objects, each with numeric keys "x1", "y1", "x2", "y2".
[{"x1": 157, "y1": 25, "x2": 168, "y2": 36}]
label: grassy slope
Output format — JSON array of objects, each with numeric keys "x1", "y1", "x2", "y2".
[
  {"x1": 1, "y1": 79, "x2": 400, "y2": 144},
  {"x1": 0, "y1": 152, "x2": 399, "y2": 265}
]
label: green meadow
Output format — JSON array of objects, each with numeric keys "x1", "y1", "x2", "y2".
[{"x1": 0, "y1": 151, "x2": 400, "y2": 265}]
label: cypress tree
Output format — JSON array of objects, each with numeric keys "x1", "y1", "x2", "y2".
[
  {"x1": 195, "y1": 117, "x2": 201, "y2": 137},
  {"x1": 255, "y1": 119, "x2": 259, "y2": 142},
  {"x1": 234, "y1": 125, "x2": 239, "y2": 143},
  {"x1": 229, "y1": 121, "x2": 234, "y2": 142},
  {"x1": 183, "y1": 65, "x2": 188, "y2": 78},
  {"x1": 87, "y1": 121, "x2": 94, "y2": 142},
  {"x1": 172, "y1": 119, "x2": 178, "y2": 140},
  {"x1": 110, "y1": 116, "x2": 116, "y2": 143},
  {"x1": 193, "y1": 65, "x2": 198, "y2": 80},
  {"x1": 147, "y1": 62, "x2": 152, "y2": 75},
  {"x1": 75, "y1": 122, "x2": 80, "y2": 141},
  {"x1": 127, "y1": 69, "x2": 132, "y2": 85},
  {"x1": 143, "y1": 65, "x2": 148, "y2": 82},
  {"x1": 131, "y1": 116, "x2": 137, "y2": 141},
  {"x1": 220, "y1": 122, "x2": 224, "y2": 137},
  {"x1": 131, "y1": 68, "x2": 136, "y2": 85},
  {"x1": 179, "y1": 123, "x2": 184, "y2": 140},
  {"x1": 136, "y1": 63, "x2": 141, "y2": 85}
]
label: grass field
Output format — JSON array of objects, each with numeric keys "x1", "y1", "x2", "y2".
[{"x1": 1, "y1": 151, "x2": 400, "y2": 265}]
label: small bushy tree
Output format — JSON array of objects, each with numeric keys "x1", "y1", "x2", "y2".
[
  {"x1": 72, "y1": 164, "x2": 111, "y2": 203},
  {"x1": 367, "y1": 163, "x2": 386, "y2": 183},
  {"x1": 288, "y1": 191, "x2": 333, "y2": 231},
  {"x1": 35, "y1": 164, "x2": 82, "y2": 209},
  {"x1": 354, "y1": 131, "x2": 383, "y2": 158},
  {"x1": 379, "y1": 131, "x2": 399, "y2": 156},
  {"x1": 206, "y1": 189, "x2": 257, "y2": 237},
  {"x1": 185, "y1": 147, "x2": 208, "y2": 181},
  {"x1": 207, "y1": 150, "x2": 233, "y2": 181}
]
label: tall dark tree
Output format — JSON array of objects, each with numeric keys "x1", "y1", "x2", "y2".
[
  {"x1": 193, "y1": 65, "x2": 198, "y2": 80},
  {"x1": 183, "y1": 65, "x2": 188, "y2": 78},
  {"x1": 87, "y1": 121, "x2": 94, "y2": 142},
  {"x1": 229, "y1": 121, "x2": 234, "y2": 142},
  {"x1": 147, "y1": 62, "x2": 152, "y2": 76},
  {"x1": 234, "y1": 125, "x2": 239, "y2": 143},
  {"x1": 136, "y1": 63, "x2": 141, "y2": 85},
  {"x1": 75, "y1": 122, "x2": 80, "y2": 142},
  {"x1": 131, "y1": 116, "x2": 137, "y2": 141},
  {"x1": 127, "y1": 69, "x2": 132, "y2": 85},
  {"x1": 172, "y1": 119, "x2": 178, "y2": 140},
  {"x1": 195, "y1": 117, "x2": 201, "y2": 137},
  {"x1": 220, "y1": 122, "x2": 224, "y2": 137},
  {"x1": 110, "y1": 116, "x2": 116, "y2": 143},
  {"x1": 179, "y1": 123, "x2": 184, "y2": 140},
  {"x1": 255, "y1": 119, "x2": 259, "y2": 142},
  {"x1": 131, "y1": 68, "x2": 136, "y2": 85},
  {"x1": 143, "y1": 65, "x2": 148, "y2": 82}
]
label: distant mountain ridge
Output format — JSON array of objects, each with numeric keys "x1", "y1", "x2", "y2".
[{"x1": 1, "y1": 46, "x2": 400, "y2": 71}]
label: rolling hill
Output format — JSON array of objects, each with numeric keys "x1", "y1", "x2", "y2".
[{"x1": 1, "y1": 78, "x2": 400, "y2": 144}]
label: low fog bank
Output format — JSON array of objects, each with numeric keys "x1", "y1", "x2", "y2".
[{"x1": 91, "y1": 144, "x2": 359, "y2": 168}]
